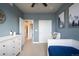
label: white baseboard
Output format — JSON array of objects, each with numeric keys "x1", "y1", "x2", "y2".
[
  {"x1": 33, "y1": 42, "x2": 47, "y2": 44},
  {"x1": 32, "y1": 42, "x2": 39, "y2": 44},
  {"x1": 39, "y1": 42, "x2": 47, "y2": 43}
]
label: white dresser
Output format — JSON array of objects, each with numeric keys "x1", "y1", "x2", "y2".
[{"x1": 0, "y1": 35, "x2": 22, "y2": 56}]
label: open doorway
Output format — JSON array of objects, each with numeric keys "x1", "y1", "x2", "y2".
[
  {"x1": 24, "y1": 20, "x2": 33, "y2": 40},
  {"x1": 19, "y1": 17, "x2": 34, "y2": 43}
]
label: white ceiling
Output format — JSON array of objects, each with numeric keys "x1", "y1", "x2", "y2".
[{"x1": 15, "y1": 3, "x2": 63, "y2": 13}]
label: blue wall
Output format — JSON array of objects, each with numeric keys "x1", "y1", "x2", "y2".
[
  {"x1": 1, "y1": 3, "x2": 78, "y2": 42},
  {"x1": 56, "y1": 3, "x2": 79, "y2": 40},
  {"x1": 24, "y1": 13, "x2": 56, "y2": 42},
  {"x1": 0, "y1": 3, "x2": 23, "y2": 37}
]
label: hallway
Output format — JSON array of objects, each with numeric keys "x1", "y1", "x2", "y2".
[{"x1": 19, "y1": 39, "x2": 47, "y2": 56}]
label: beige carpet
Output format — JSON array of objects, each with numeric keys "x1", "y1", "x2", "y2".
[{"x1": 19, "y1": 39, "x2": 48, "y2": 56}]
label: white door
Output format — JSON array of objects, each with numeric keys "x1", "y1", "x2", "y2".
[{"x1": 39, "y1": 20, "x2": 52, "y2": 43}]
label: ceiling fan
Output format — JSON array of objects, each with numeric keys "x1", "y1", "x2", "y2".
[{"x1": 31, "y1": 3, "x2": 48, "y2": 7}]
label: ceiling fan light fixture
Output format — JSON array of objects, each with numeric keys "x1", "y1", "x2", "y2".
[
  {"x1": 31, "y1": 3, "x2": 48, "y2": 7},
  {"x1": 43, "y1": 3, "x2": 47, "y2": 7},
  {"x1": 31, "y1": 3, "x2": 35, "y2": 7}
]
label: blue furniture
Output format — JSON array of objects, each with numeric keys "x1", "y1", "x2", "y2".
[{"x1": 48, "y1": 46, "x2": 79, "y2": 56}]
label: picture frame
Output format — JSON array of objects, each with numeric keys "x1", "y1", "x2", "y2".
[
  {"x1": 69, "y1": 4, "x2": 79, "y2": 27},
  {"x1": 58, "y1": 12, "x2": 65, "y2": 28},
  {"x1": 0, "y1": 9, "x2": 6, "y2": 24}
]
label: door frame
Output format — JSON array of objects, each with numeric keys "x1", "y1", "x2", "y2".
[
  {"x1": 23, "y1": 20, "x2": 34, "y2": 41},
  {"x1": 19, "y1": 17, "x2": 34, "y2": 41}
]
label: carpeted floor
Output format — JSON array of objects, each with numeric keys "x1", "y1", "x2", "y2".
[{"x1": 19, "y1": 39, "x2": 48, "y2": 56}]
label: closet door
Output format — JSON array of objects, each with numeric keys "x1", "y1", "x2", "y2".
[{"x1": 39, "y1": 20, "x2": 52, "y2": 43}]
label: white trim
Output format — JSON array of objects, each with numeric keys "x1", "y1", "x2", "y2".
[
  {"x1": 38, "y1": 42, "x2": 47, "y2": 43},
  {"x1": 19, "y1": 17, "x2": 23, "y2": 35},
  {"x1": 32, "y1": 42, "x2": 39, "y2": 44},
  {"x1": 33, "y1": 42, "x2": 47, "y2": 44}
]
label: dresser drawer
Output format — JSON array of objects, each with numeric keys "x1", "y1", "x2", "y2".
[
  {"x1": 0, "y1": 36, "x2": 22, "y2": 56},
  {"x1": 0, "y1": 43, "x2": 2, "y2": 56}
]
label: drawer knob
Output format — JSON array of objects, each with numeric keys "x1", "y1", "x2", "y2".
[
  {"x1": 13, "y1": 47, "x2": 15, "y2": 48},
  {"x1": 3, "y1": 53, "x2": 5, "y2": 55},
  {"x1": 3, "y1": 45, "x2": 5, "y2": 47}
]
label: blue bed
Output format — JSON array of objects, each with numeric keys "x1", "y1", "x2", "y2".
[{"x1": 48, "y1": 46, "x2": 79, "y2": 56}]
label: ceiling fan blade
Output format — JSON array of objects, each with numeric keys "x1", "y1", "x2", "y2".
[
  {"x1": 43, "y1": 3, "x2": 47, "y2": 7},
  {"x1": 31, "y1": 3, "x2": 35, "y2": 7}
]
